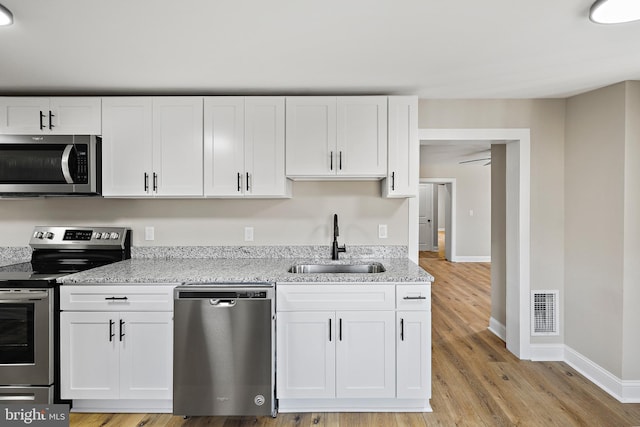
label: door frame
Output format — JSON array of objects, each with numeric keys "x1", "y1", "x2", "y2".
[
  {"x1": 410, "y1": 128, "x2": 531, "y2": 360},
  {"x1": 420, "y1": 178, "x2": 456, "y2": 261}
]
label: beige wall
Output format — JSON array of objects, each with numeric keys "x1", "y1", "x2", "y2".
[
  {"x1": 420, "y1": 148, "x2": 491, "y2": 257},
  {"x1": 419, "y1": 99, "x2": 566, "y2": 344},
  {"x1": 491, "y1": 144, "x2": 507, "y2": 329},
  {"x1": 565, "y1": 83, "x2": 626, "y2": 377},
  {"x1": 623, "y1": 82, "x2": 640, "y2": 379},
  {"x1": 0, "y1": 181, "x2": 408, "y2": 248}
]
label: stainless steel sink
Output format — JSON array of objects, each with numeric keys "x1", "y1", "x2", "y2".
[{"x1": 288, "y1": 262, "x2": 386, "y2": 274}]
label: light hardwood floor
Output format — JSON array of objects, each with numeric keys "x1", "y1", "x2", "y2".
[{"x1": 70, "y1": 248, "x2": 640, "y2": 426}]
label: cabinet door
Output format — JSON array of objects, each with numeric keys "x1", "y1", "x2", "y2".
[
  {"x1": 397, "y1": 311, "x2": 431, "y2": 399},
  {"x1": 60, "y1": 312, "x2": 119, "y2": 399},
  {"x1": 245, "y1": 97, "x2": 287, "y2": 196},
  {"x1": 119, "y1": 312, "x2": 173, "y2": 399},
  {"x1": 49, "y1": 97, "x2": 102, "y2": 134},
  {"x1": 384, "y1": 96, "x2": 418, "y2": 197},
  {"x1": 0, "y1": 97, "x2": 50, "y2": 134},
  {"x1": 153, "y1": 97, "x2": 203, "y2": 197},
  {"x1": 336, "y1": 96, "x2": 387, "y2": 177},
  {"x1": 203, "y1": 97, "x2": 245, "y2": 196},
  {"x1": 285, "y1": 97, "x2": 336, "y2": 177},
  {"x1": 336, "y1": 311, "x2": 395, "y2": 398},
  {"x1": 101, "y1": 97, "x2": 154, "y2": 197},
  {"x1": 276, "y1": 311, "x2": 336, "y2": 398}
]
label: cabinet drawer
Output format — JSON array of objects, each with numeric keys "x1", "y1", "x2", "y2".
[
  {"x1": 60, "y1": 285, "x2": 177, "y2": 311},
  {"x1": 277, "y1": 284, "x2": 395, "y2": 311},
  {"x1": 396, "y1": 284, "x2": 431, "y2": 310}
]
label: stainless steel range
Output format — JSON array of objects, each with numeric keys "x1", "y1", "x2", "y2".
[{"x1": 0, "y1": 226, "x2": 131, "y2": 404}]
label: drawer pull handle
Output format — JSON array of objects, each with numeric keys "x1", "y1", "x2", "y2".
[
  {"x1": 400, "y1": 318, "x2": 404, "y2": 341},
  {"x1": 403, "y1": 296, "x2": 426, "y2": 300},
  {"x1": 329, "y1": 318, "x2": 332, "y2": 342},
  {"x1": 105, "y1": 296, "x2": 129, "y2": 301},
  {"x1": 109, "y1": 319, "x2": 115, "y2": 342},
  {"x1": 119, "y1": 319, "x2": 125, "y2": 341}
]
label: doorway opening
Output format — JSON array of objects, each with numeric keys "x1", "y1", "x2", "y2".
[{"x1": 410, "y1": 129, "x2": 531, "y2": 360}]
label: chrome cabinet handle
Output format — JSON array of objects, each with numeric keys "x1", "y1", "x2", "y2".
[
  {"x1": 246, "y1": 172, "x2": 250, "y2": 191},
  {"x1": 49, "y1": 111, "x2": 55, "y2": 129},
  {"x1": 403, "y1": 296, "x2": 427, "y2": 300},
  {"x1": 339, "y1": 151, "x2": 342, "y2": 170},
  {"x1": 329, "y1": 318, "x2": 332, "y2": 342},
  {"x1": 144, "y1": 173, "x2": 149, "y2": 192},
  {"x1": 391, "y1": 172, "x2": 395, "y2": 191},
  {"x1": 39, "y1": 111, "x2": 45, "y2": 130},
  {"x1": 109, "y1": 320, "x2": 115, "y2": 342},
  {"x1": 400, "y1": 318, "x2": 404, "y2": 341},
  {"x1": 339, "y1": 318, "x2": 343, "y2": 341},
  {"x1": 119, "y1": 319, "x2": 125, "y2": 341},
  {"x1": 153, "y1": 173, "x2": 158, "y2": 192},
  {"x1": 105, "y1": 296, "x2": 128, "y2": 301},
  {"x1": 330, "y1": 151, "x2": 334, "y2": 171},
  {"x1": 237, "y1": 172, "x2": 242, "y2": 192}
]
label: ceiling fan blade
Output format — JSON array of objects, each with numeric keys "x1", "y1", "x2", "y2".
[{"x1": 459, "y1": 157, "x2": 491, "y2": 164}]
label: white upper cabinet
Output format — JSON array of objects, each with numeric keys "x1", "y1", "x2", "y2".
[
  {"x1": 152, "y1": 98, "x2": 203, "y2": 197},
  {"x1": 285, "y1": 96, "x2": 387, "y2": 178},
  {"x1": 0, "y1": 97, "x2": 102, "y2": 134},
  {"x1": 383, "y1": 96, "x2": 418, "y2": 198},
  {"x1": 101, "y1": 97, "x2": 203, "y2": 197},
  {"x1": 204, "y1": 96, "x2": 290, "y2": 197}
]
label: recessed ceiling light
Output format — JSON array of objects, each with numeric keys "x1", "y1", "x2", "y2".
[
  {"x1": 590, "y1": 0, "x2": 640, "y2": 24},
  {"x1": 0, "y1": 3, "x2": 13, "y2": 26}
]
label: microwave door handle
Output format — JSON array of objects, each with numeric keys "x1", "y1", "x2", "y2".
[{"x1": 61, "y1": 145, "x2": 74, "y2": 184}]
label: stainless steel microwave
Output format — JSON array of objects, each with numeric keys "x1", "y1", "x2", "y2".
[{"x1": 0, "y1": 135, "x2": 101, "y2": 196}]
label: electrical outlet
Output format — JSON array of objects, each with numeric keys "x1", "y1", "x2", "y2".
[
  {"x1": 378, "y1": 224, "x2": 388, "y2": 239},
  {"x1": 145, "y1": 226, "x2": 155, "y2": 241},
  {"x1": 244, "y1": 227, "x2": 254, "y2": 242}
]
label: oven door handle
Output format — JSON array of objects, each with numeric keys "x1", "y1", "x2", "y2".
[
  {"x1": 0, "y1": 394, "x2": 36, "y2": 401},
  {"x1": 0, "y1": 292, "x2": 49, "y2": 301},
  {"x1": 61, "y1": 144, "x2": 75, "y2": 184}
]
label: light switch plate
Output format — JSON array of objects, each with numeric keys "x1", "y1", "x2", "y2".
[
  {"x1": 145, "y1": 226, "x2": 155, "y2": 241},
  {"x1": 378, "y1": 224, "x2": 388, "y2": 239},
  {"x1": 244, "y1": 226, "x2": 254, "y2": 242}
]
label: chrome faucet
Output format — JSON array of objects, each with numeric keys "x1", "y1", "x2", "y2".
[{"x1": 331, "y1": 214, "x2": 346, "y2": 260}]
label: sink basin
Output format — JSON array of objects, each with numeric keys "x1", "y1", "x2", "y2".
[{"x1": 288, "y1": 262, "x2": 386, "y2": 274}]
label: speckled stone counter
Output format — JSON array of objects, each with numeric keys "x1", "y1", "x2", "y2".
[
  {"x1": 58, "y1": 246, "x2": 433, "y2": 284},
  {"x1": 0, "y1": 247, "x2": 31, "y2": 267}
]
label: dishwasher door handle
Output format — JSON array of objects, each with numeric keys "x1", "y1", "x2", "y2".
[{"x1": 209, "y1": 298, "x2": 236, "y2": 307}]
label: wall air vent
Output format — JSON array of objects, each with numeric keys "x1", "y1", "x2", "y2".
[{"x1": 531, "y1": 291, "x2": 559, "y2": 336}]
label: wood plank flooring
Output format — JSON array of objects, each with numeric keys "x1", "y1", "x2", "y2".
[{"x1": 70, "y1": 249, "x2": 640, "y2": 426}]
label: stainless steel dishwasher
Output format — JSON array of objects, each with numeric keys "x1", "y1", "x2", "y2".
[{"x1": 173, "y1": 283, "x2": 276, "y2": 417}]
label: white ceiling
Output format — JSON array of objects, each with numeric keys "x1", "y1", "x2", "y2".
[{"x1": 1, "y1": 0, "x2": 639, "y2": 98}]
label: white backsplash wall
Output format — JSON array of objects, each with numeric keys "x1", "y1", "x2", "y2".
[{"x1": 0, "y1": 181, "x2": 408, "y2": 248}]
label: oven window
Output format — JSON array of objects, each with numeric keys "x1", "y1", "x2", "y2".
[{"x1": 0, "y1": 304, "x2": 35, "y2": 364}]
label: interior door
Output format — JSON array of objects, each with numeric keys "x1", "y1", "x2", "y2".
[{"x1": 419, "y1": 184, "x2": 434, "y2": 251}]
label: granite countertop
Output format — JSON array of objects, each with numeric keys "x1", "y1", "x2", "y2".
[{"x1": 58, "y1": 257, "x2": 434, "y2": 285}]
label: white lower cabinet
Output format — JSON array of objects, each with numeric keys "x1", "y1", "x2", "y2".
[
  {"x1": 276, "y1": 283, "x2": 431, "y2": 412},
  {"x1": 60, "y1": 311, "x2": 172, "y2": 400},
  {"x1": 397, "y1": 311, "x2": 431, "y2": 399},
  {"x1": 59, "y1": 285, "x2": 175, "y2": 412}
]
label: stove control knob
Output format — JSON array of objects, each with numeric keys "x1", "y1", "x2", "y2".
[
  {"x1": 110, "y1": 232, "x2": 120, "y2": 240},
  {"x1": 101, "y1": 232, "x2": 111, "y2": 240},
  {"x1": 94, "y1": 232, "x2": 101, "y2": 239},
  {"x1": 35, "y1": 231, "x2": 44, "y2": 239},
  {"x1": 45, "y1": 232, "x2": 54, "y2": 240}
]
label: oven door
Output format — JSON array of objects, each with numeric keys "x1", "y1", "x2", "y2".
[{"x1": 0, "y1": 289, "x2": 53, "y2": 386}]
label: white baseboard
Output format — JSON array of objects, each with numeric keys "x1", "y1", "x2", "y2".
[
  {"x1": 564, "y1": 346, "x2": 640, "y2": 403},
  {"x1": 488, "y1": 317, "x2": 506, "y2": 342},
  {"x1": 452, "y1": 256, "x2": 491, "y2": 263},
  {"x1": 529, "y1": 344, "x2": 564, "y2": 361}
]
